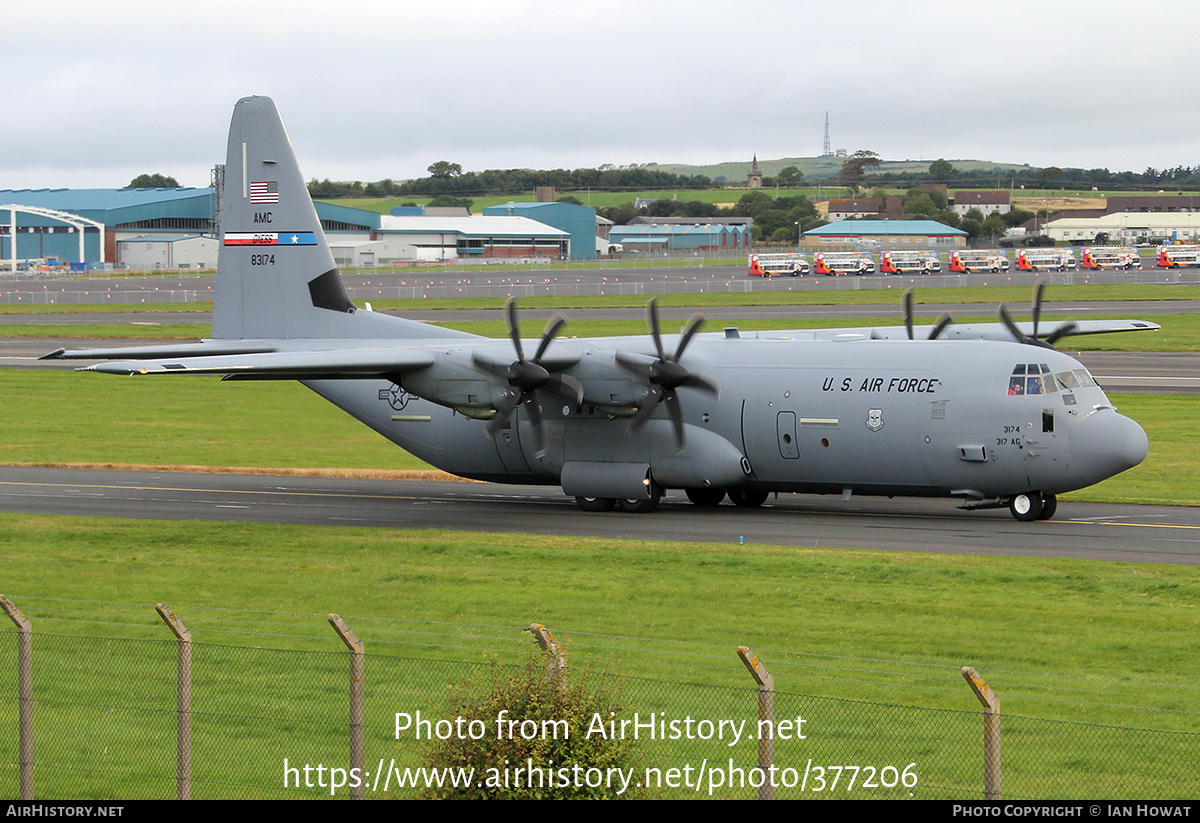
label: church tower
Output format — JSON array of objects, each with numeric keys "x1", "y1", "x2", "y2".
[{"x1": 748, "y1": 154, "x2": 763, "y2": 189}]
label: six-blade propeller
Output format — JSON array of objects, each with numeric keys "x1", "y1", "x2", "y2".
[
  {"x1": 615, "y1": 298, "x2": 719, "y2": 450},
  {"x1": 471, "y1": 298, "x2": 582, "y2": 457}
]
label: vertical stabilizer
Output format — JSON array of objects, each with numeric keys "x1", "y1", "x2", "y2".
[{"x1": 212, "y1": 96, "x2": 357, "y2": 340}]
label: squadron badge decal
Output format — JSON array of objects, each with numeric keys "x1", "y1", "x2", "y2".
[{"x1": 865, "y1": 408, "x2": 884, "y2": 432}]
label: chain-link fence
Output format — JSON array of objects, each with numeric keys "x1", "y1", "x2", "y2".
[{"x1": 2, "y1": 607, "x2": 1198, "y2": 800}]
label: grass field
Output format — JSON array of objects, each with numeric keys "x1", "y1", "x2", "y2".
[{"x1": 2, "y1": 515, "x2": 1198, "y2": 798}]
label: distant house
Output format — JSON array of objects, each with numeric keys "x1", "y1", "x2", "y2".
[
  {"x1": 827, "y1": 196, "x2": 902, "y2": 221},
  {"x1": 952, "y1": 191, "x2": 1011, "y2": 216}
]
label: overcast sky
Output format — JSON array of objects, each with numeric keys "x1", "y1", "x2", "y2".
[{"x1": 4, "y1": 0, "x2": 1197, "y2": 190}]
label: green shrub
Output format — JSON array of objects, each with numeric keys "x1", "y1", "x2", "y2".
[{"x1": 423, "y1": 655, "x2": 643, "y2": 799}]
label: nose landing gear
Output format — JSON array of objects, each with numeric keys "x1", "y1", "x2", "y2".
[{"x1": 1009, "y1": 492, "x2": 1057, "y2": 521}]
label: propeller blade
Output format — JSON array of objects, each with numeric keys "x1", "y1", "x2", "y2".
[
  {"x1": 628, "y1": 384, "x2": 664, "y2": 434},
  {"x1": 645, "y1": 299, "x2": 667, "y2": 360},
  {"x1": 1044, "y1": 321, "x2": 1079, "y2": 346},
  {"x1": 664, "y1": 391, "x2": 686, "y2": 450},
  {"x1": 999, "y1": 304, "x2": 1026, "y2": 343},
  {"x1": 680, "y1": 372, "x2": 720, "y2": 397},
  {"x1": 1032, "y1": 282, "x2": 1045, "y2": 340},
  {"x1": 504, "y1": 298, "x2": 525, "y2": 363},
  {"x1": 928, "y1": 314, "x2": 954, "y2": 341},
  {"x1": 904, "y1": 289, "x2": 915, "y2": 340},
  {"x1": 543, "y1": 373, "x2": 584, "y2": 406},
  {"x1": 486, "y1": 387, "x2": 524, "y2": 436},
  {"x1": 471, "y1": 353, "x2": 513, "y2": 380},
  {"x1": 533, "y1": 313, "x2": 568, "y2": 362},
  {"x1": 674, "y1": 313, "x2": 706, "y2": 360},
  {"x1": 615, "y1": 352, "x2": 655, "y2": 378}
]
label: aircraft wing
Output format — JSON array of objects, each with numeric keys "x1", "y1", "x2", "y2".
[
  {"x1": 800, "y1": 318, "x2": 1161, "y2": 342},
  {"x1": 77, "y1": 347, "x2": 436, "y2": 379},
  {"x1": 1027, "y1": 319, "x2": 1161, "y2": 337},
  {"x1": 42, "y1": 340, "x2": 281, "y2": 360}
]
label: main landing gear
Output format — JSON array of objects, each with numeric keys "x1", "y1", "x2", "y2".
[
  {"x1": 575, "y1": 487, "x2": 769, "y2": 513},
  {"x1": 1008, "y1": 492, "x2": 1057, "y2": 522},
  {"x1": 575, "y1": 486, "x2": 663, "y2": 514}
]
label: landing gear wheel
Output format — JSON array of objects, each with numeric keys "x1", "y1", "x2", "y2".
[
  {"x1": 615, "y1": 489, "x2": 661, "y2": 514},
  {"x1": 728, "y1": 490, "x2": 769, "y2": 508},
  {"x1": 575, "y1": 496, "x2": 615, "y2": 512},
  {"x1": 1009, "y1": 492, "x2": 1044, "y2": 522},
  {"x1": 686, "y1": 488, "x2": 726, "y2": 507},
  {"x1": 1037, "y1": 493, "x2": 1057, "y2": 521}
]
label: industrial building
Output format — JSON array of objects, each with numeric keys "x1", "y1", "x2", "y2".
[
  {"x1": 377, "y1": 214, "x2": 570, "y2": 261},
  {"x1": 1041, "y1": 212, "x2": 1200, "y2": 245},
  {"x1": 0, "y1": 187, "x2": 379, "y2": 270},
  {"x1": 608, "y1": 222, "x2": 751, "y2": 253},
  {"x1": 802, "y1": 219, "x2": 967, "y2": 249},
  {"x1": 480, "y1": 201, "x2": 598, "y2": 260}
]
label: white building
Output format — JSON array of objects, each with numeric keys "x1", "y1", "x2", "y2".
[{"x1": 1044, "y1": 212, "x2": 1200, "y2": 245}]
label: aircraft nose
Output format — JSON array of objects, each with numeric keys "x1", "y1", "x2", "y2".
[{"x1": 1071, "y1": 409, "x2": 1149, "y2": 486}]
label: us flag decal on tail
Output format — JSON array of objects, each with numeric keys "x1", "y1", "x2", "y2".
[{"x1": 250, "y1": 181, "x2": 279, "y2": 203}]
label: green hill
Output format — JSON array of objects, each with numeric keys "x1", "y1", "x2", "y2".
[{"x1": 653, "y1": 156, "x2": 1031, "y2": 182}]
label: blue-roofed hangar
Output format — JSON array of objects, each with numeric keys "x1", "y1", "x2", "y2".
[{"x1": 0, "y1": 188, "x2": 381, "y2": 269}]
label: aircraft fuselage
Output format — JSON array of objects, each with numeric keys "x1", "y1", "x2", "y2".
[{"x1": 304, "y1": 333, "x2": 1147, "y2": 509}]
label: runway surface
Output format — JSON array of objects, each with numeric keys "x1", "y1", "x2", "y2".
[{"x1": 1, "y1": 466, "x2": 1196, "y2": 565}]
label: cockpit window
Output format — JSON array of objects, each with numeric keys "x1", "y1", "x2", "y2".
[
  {"x1": 1010, "y1": 363, "x2": 1057, "y2": 396},
  {"x1": 1054, "y1": 369, "x2": 1097, "y2": 391}
]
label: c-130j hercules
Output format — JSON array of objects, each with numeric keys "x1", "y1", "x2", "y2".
[{"x1": 45, "y1": 97, "x2": 1154, "y2": 521}]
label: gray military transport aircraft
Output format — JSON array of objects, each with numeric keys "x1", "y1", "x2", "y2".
[{"x1": 44, "y1": 96, "x2": 1156, "y2": 521}]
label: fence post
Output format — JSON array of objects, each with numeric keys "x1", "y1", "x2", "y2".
[
  {"x1": 328, "y1": 614, "x2": 365, "y2": 800},
  {"x1": 155, "y1": 604, "x2": 192, "y2": 800},
  {"x1": 526, "y1": 623, "x2": 567, "y2": 694},
  {"x1": 736, "y1": 646, "x2": 775, "y2": 801},
  {"x1": 1, "y1": 595, "x2": 33, "y2": 800},
  {"x1": 962, "y1": 666, "x2": 1001, "y2": 800}
]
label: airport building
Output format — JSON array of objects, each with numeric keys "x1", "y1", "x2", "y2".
[
  {"x1": 0, "y1": 187, "x2": 380, "y2": 269},
  {"x1": 480, "y1": 201, "x2": 598, "y2": 260},
  {"x1": 801, "y1": 219, "x2": 968, "y2": 249},
  {"x1": 376, "y1": 214, "x2": 571, "y2": 261},
  {"x1": 608, "y1": 222, "x2": 751, "y2": 253},
  {"x1": 1041, "y1": 212, "x2": 1200, "y2": 245}
]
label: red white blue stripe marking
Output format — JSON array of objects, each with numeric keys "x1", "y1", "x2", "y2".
[{"x1": 224, "y1": 232, "x2": 317, "y2": 246}]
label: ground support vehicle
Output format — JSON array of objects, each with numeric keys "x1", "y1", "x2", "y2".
[
  {"x1": 1081, "y1": 247, "x2": 1142, "y2": 270},
  {"x1": 748, "y1": 253, "x2": 810, "y2": 276},
  {"x1": 949, "y1": 250, "x2": 1010, "y2": 273},
  {"x1": 1016, "y1": 248, "x2": 1077, "y2": 272},
  {"x1": 813, "y1": 251, "x2": 876, "y2": 275},
  {"x1": 881, "y1": 250, "x2": 941, "y2": 274},
  {"x1": 1155, "y1": 245, "x2": 1200, "y2": 268}
]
